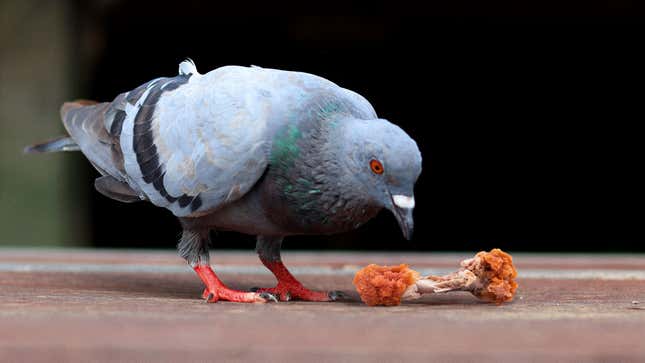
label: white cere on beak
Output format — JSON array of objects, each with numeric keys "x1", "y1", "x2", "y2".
[{"x1": 392, "y1": 195, "x2": 415, "y2": 209}]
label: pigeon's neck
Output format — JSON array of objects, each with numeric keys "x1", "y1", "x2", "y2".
[{"x1": 262, "y1": 118, "x2": 378, "y2": 233}]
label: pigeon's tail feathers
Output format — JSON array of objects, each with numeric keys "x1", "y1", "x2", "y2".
[
  {"x1": 60, "y1": 99, "x2": 99, "y2": 120},
  {"x1": 24, "y1": 136, "x2": 80, "y2": 154},
  {"x1": 60, "y1": 99, "x2": 128, "y2": 181},
  {"x1": 24, "y1": 100, "x2": 100, "y2": 154}
]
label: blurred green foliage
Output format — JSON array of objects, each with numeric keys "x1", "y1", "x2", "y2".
[{"x1": 0, "y1": 0, "x2": 87, "y2": 246}]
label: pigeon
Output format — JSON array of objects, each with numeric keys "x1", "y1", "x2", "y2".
[{"x1": 26, "y1": 60, "x2": 422, "y2": 303}]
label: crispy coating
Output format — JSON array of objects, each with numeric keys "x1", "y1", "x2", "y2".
[
  {"x1": 354, "y1": 249, "x2": 518, "y2": 306},
  {"x1": 464, "y1": 248, "x2": 518, "y2": 303},
  {"x1": 353, "y1": 264, "x2": 419, "y2": 306}
]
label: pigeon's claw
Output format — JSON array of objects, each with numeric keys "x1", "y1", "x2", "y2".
[
  {"x1": 250, "y1": 286, "x2": 291, "y2": 301},
  {"x1": 195, "y1": 265, "x2": 275, "y2": 303},
  {"x1": 251, "y1": 283, "x2": 335, "y2": 302},
  {"x1": 201, "y1": 287, "x2": 275, "y2": 303},
  {"x1": 258, "y1": 292, "x2": 279, "y2": 303},
  {"x1": 202, "y1": 290, "x2": 218, "y2": 303},
  {"x1": 328, "y1": 290, "x2": 351, "y2": 301},
  {"x1": 255, "y1": 259, "x2": 342, "y2": 302}
]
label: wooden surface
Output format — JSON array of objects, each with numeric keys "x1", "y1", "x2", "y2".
[{"x1": 0, "y1": 249, "x2": 644, "y2": 362}]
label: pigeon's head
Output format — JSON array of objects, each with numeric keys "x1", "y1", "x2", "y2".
[{"x1": 341, "y1": 118, "x2": 422, "y2": 239}]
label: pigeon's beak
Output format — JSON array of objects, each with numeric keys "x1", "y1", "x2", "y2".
[{"x1": 389, "y1": 194, "x2": 415, "y2": 240}]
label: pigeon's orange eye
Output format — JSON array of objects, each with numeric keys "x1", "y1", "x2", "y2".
[{"x1": 370, "y1": 159, "x2": 384, "y2": 174}]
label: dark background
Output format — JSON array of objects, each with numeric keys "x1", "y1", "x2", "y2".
[{"x1": 64, "y1": 3, "x2": 644, "y2": 252}]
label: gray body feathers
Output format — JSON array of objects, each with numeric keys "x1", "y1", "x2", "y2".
[{"x1": 27, "y1": 60, "x2": 421, "y2": 245}]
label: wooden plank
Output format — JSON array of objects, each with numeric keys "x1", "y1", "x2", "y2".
[{"x1": 0, "y1": 249, "x2": 643, "y2": 362}]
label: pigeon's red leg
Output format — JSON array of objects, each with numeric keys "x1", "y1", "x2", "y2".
[
  {"x1": 179, "y1": 229, "x2": 276, "y2": 303},
  {"x1": 254, "y1": 236, "x2": 345, "y2": 302},
  {"x1": 194, "y1": 264, "x2": 275, "y2": 303},
  {"x1": 255, "y1": 260, "x2": 331, "y2": 301}
]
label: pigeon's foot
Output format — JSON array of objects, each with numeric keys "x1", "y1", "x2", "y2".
[
  {"x1": 201, "y1": 287, "x2": 278, "y2": 303},
  {"x1": 194, "y1": 264, "x2": 277, "y2": 303},
  {"x1": 251, "y1": 283, "x2": 345, "y2": 302},
  {"x1": 254, "y1": 258, "x2": 348, "y2": 302}
]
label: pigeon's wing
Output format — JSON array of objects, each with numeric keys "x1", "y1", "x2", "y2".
[{"x1": 117, "y1": 62, "x2": 272, "y2": 217}]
